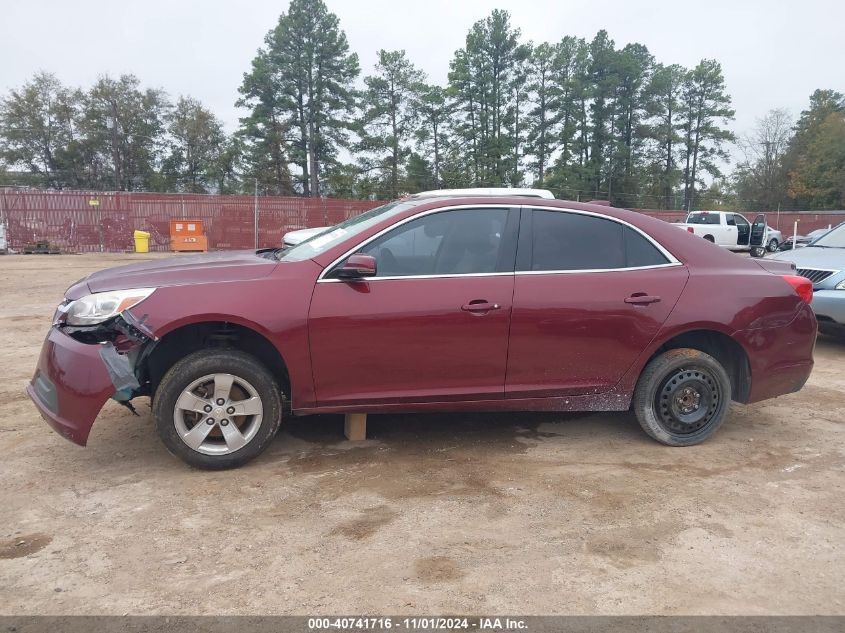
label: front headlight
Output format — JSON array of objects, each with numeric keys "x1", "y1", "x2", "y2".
[
  {"x1": 63, "y1": 288, "x2": 156, "y2": 326},
  {"x1": 836, "y1": 280, "x2": 845, "y2": 290}
]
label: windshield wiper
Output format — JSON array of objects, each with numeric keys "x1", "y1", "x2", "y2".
[{"x1": 254, "y1": 247, "x2": 281, "y2": 260}]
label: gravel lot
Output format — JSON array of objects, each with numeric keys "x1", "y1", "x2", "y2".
[{"x1": 0, "y1": 253, "x2": 843, "y2": 615}]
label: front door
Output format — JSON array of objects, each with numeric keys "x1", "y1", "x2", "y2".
[
  {"x1": 505, "y1": 208, "x2": 689, "y2": 398},
  {"x1": 734, "y1": 214, "x2": 751, "y2": 246},
  {"x1": 308, "y1": 207, "x2": 518, "y2": 406},
  {"x1": 750, "y1": 214, "x2": 767, "y2": 248}
]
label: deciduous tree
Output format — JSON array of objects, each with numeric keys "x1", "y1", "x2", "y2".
[
  {"x1": 0, "y1": 72, "x2": 85, "y2": 188},
  {"x1": 785, "y1": 90, "x2": 845, "y2": 208},
  {"x1": 84, "y1": 74, "x2": 169, "y2": 191},
  {"x1": 733, "y1": 108, "x2": 792, "y2": 210},
  {"x1": 162, "y1": 97, "x2": 226, "y2": 193}
]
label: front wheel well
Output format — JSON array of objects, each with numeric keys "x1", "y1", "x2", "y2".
[
  {"x1": 645, "y1": 330, "x2": 751, "y2": 403},
  {"x1": 140, "y1": 322, "x2": 290, "y2": 400}
]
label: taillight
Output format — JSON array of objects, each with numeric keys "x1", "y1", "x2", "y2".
[
  {"x1": 782, "y1": 275, "x2": 813, "y2": 304},
  {"x1": 687, "y1": 227, "x2": 695, "y2": 233}
]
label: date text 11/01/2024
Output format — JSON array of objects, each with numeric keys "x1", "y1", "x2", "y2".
[{"x1": 308, "y1": 617, "x2": 527, "y2": 630}]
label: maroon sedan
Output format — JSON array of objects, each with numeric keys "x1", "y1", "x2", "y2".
[{"x1": 28, "y1": 195, "x2": 816, "y2": 469}]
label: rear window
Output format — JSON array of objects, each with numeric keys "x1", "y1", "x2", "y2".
[
  {"x1": 521, "y1": 210, "x2": 670, "y2": 271},
  {"x1": 687, "y1": 213, "x2": 720, "y2": 225}
]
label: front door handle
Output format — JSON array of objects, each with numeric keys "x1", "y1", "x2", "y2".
[
  {"x1": 625, "y1": 294, "x2": 661, "y2": 305},
  {"x1": 461, "y1": 300, "x2": 501, "y2": 313}
]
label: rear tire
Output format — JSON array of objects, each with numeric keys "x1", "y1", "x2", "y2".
[
  {"x1": 153, "y1": 349, "x2": 282, "y2": 469},
  {"x1": 703, "y1": 235, "x2": 715, "y2": 243},
  {"x1": 767, "y1": 238, "x2": 779, "y2": 252},
  {"x1": 633, "y1": 348, "x2": 731, "y2": 446}
]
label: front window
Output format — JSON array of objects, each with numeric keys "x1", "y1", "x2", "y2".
[
  {"x1": 687, "y1": 212, "x2": 721, "y2": 225},
  {"x1": 277, "y1": 200, "x2": 417, "y2": 261},
  {"x1": 334, "y1": 207, "x2": 510, "y2": 277},
  {"x1": 810, "y1": 223, "x2": 845, "y2": 248}
]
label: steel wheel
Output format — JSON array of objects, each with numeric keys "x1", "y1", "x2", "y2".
[
  {"x1": 173, "y1": 373, "x2": 263, "y2": 456},
  {"x1": 655, "y1": 366, "x2": 722, "y2": 435}
]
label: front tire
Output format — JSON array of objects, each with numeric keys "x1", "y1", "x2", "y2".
[
  {"x1": 767, "y1": 238, "x2": 779, "y2": 252},
  {"x1": 633, "y1": 348, "x2": 731, "y2": 446},
  {"x1": 153, "y1": 350, "x2": 282, "y2": 469}
]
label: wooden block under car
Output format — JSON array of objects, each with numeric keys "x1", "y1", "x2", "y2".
[{"x1": 344, "y1": 413, "x2": 367, "y2": 441}]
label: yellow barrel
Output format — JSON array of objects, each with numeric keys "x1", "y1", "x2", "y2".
[{"x1": 133, "y1": 230, "x2": 151, "y2": 253}]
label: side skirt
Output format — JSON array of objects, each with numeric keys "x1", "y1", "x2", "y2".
[{"x1": 293, "y1": 391, "x2": 632, "y2": 416}]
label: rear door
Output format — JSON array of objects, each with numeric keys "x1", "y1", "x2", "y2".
[{"x1": 505, "y1": 207, "x2": 689, "y2": 398}]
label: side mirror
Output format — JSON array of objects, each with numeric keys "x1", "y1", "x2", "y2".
[{"x1": 336, "y1": 254, "x2": 377, "y2": 279}]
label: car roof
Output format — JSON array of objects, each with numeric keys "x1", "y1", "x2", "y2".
[
  {"x1": 308, "y1": 195, "x2": 758, "y2": 272},
  {"x1": 410, "y1": 187, "x2": 555, "y2": 200}
]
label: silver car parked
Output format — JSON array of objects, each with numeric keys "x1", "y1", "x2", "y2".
[{"x1": 771, "y1": 222, "x2": 845, "y2": 337}]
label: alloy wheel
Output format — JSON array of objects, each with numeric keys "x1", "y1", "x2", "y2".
[{"x1": 173, "y1": 373, "x2": 263, "y2": 455}]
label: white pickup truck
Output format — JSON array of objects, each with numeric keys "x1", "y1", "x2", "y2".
[{"x1": 675, "y1": 211, "x2": 783, "y2": 252}]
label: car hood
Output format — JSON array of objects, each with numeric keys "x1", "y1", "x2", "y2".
[
  {"x1": 770, "y1": 246, "x2": 845, "y2": 269},
  {"x1": 68, "y1": 250, "x2": 278, "y2": 297}
]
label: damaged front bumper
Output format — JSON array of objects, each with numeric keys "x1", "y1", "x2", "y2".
[{"x1": 27, "y1": 314, "x2": 153, "y2": 446}]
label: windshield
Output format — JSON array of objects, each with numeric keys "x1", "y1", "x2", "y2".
[
  {"x1": 277, "y1": 200, "x2": 416, "y2": 261},
  {"x1": 686, "y1": 212, "x2": 720, "y2": 225},
  {"x1": 809, "y1": 223, "x2": 845, "y2": 248}
]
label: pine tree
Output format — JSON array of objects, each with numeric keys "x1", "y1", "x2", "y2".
[
  {"x1": 544, "y1": 36, "x2": 591, "y2": 198},
  {"x1": 678, "y1": 60, "x2": 735, "y2": 210},
  {"x1": 236, "y1": 50, "x2": 294, "y2": 195},
  {"x1": 610, "y1": 43, "x2": 653, "y2": 206},
  {"x1": 359, "y1": 49, "x2": 425, "y2": 198},
  {"x1": 644, "y1": 63, "x2": 686, "y2": 208},
  {"x1": 448, "y1": 10, "x2": 521, "y2": 186},
  {"x1": 524, "y1": 42, "x2": 559, "y2": 186},
  {"x1": 238, "y1": 0, "x2": 359, "y2": 196},
  {"x1": 415, "y1": 85, "x2": 450, "y2": 189}
]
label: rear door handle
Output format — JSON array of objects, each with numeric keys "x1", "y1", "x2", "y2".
[
  {"x1": 625, "y1": 294, "x2": 661, "y2": 305},
  {"x1": 461, "y1": 300, "x2": 501, "y2": 313}
]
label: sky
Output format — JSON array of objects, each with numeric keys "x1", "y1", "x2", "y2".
[{"x1": 1, "y1": 0, "x2": 843, "y2": 161}]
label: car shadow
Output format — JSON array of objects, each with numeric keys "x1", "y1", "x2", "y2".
[
  {"x1": 816, "y1": 332, "x2": 845, "y2": 350},
  {"x1": 79, "y1": 401, "x2": 641, "y2": 477},
  {"x1": 273, "y1": 408, "x2": 640, "y2": 456}
]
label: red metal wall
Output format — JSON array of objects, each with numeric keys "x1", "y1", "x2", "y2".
[
  {"x1": 0, "y1": 191, "x2": 382, "y2": 252},
  {"x1": 634, "y1": 209, "x2": 845, "y2": 235},
  {"x1": 1, "y1": 190, "x2": 843, "y2": 253}
]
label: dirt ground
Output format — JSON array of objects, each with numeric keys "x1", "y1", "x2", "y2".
[{"x1": 0, "y1": 252, "x2": 843, "y2": 616}]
